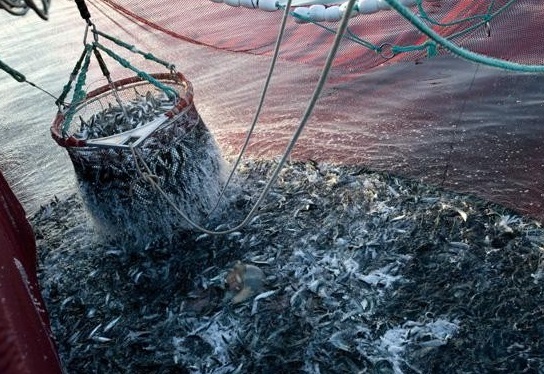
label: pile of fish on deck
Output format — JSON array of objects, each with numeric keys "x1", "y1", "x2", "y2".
[{"x1": 33, "y1": 160, "x2": 544, "y2": 373}]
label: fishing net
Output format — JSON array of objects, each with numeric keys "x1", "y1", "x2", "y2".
[
  {"x1": 92, "y1": 0, "x2": 544, "y2": 76},
  {"x1": 24, "y1": 2, "x2": 544, "y2": 373},
  {"x1": 52, "y1": 51, "x2": 226, "y2": 247},
  {"x1": 48, "y1": 0, "x2": 544, "y2": 243},
  {"x1": 81, "y1": 0, "x2": 544, "y2": 223}
]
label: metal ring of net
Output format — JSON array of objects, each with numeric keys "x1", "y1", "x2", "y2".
[{"x1": 51, "y1": 72, "x2": 227, "y2": 248}]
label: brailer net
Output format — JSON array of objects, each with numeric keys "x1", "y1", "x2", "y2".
[{"x1": 51, "y1": 33, "x2": 226, "y2": 247}]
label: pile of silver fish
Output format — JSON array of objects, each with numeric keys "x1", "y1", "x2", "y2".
[
  {"x1": 75, "y1": 90, "x2": 176, "y2": 140},
  {"x1": 33, "y1": 159, "x2": 544, "y2": 373},
  {"x1": 66, "y1": 101, "x2": 226, "y2": 249}
]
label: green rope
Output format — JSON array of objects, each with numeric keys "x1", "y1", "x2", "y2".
[
  {"x1": 56, "y1": 47, "x2": 91, "y2": 107},
  {"x1": 0, "y1": 57, "x2": 26, "y2": 82},
  {"x1": 416, "y1": 1, "x2": 487, "y2": 27},
  {"x1": 385, "y1": 0, "x2": 544, "y2": 73},
  {"x1": 416, "y1": 0, "x2": 516, "y2": 29},
  {"x1": 57, "y1": 29, "x2": 180, "y2": 138},
  {"x1": 93, "y1": 29, "x2": 176, "y2": 71},
  {"x1": 391, "y1": 41, "x2": 437, "y2": 58},
  {"x1": 426, "y1": 0, "x2": 515, "y2": 43},
  {"x1": 62, "y1": 45, "x2": 93, "y2": 136},
  {"x1": 93, "y1": 42, "x2": 177, "y2": 99},
  {"x1": 286, "y1": 0, "x2": 514, "y2": 62},
  {"x1": 1, "y1": 55, "x2": 63, "y2": 101}
]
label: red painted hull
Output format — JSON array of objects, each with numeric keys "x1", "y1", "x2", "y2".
[{"x1": 0, "y1": 171, "x2": 62, "y2": 373}]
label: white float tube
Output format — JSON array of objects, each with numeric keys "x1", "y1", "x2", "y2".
[
  {"x1": 357, "y1": 0, "x2": 379, "y2": 14},
  {"x1": 293, "y1": 6, "x2": 311, "y2": 23},
  {"x1": 309, "y1": 4, "x2": 326, "y2": 21},
  {"x1": 324, "y1": 6, "x2": 342, "y2": 21},
  {"x1": 259, "y1": 0, "x2": 282, "y2": 11},
  {"x1": 240, "y1": 0, "x2": 258, "y2": 8},
  {"x1": 210, "y1": 0, "x2": 423, "y2": 19},
  {"x1": 339, "y1": 2, "x2": 358, "y2": 18}
]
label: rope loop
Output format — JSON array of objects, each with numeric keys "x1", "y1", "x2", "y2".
[{"x1": 378, "y1": 43, "x2": 395, "y2": 59}]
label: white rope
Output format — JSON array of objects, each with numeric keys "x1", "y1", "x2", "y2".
[
  {"x1": 204, "y1": 0, "x2": 294, "y2": 219},
  {"x1": 132, "y1": 0, "x2": 357, "y2": 235}
]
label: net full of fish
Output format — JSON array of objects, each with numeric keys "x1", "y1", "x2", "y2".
[
  {"x1": 75, "y1": 90, "x2": 176, "y2": 140},
  {"x1": 63, "y1": 86, "x2": 227, "y2": 249}
]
